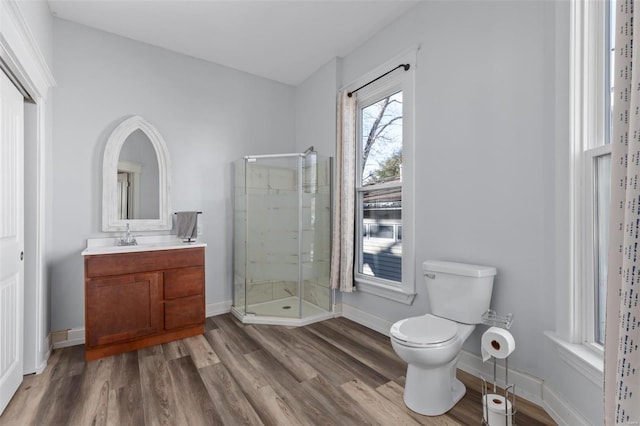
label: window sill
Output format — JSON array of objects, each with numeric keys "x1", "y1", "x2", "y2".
[
  {"x1": 355, "y1": 277, "x2": 416, "y2": 305},
  {"x1": 544, "y1": 331, "x2": 603, "y2": 387}
]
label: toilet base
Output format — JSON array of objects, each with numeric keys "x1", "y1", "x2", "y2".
[{"x1": 403, "y1": 357, "x2": 466, "y2": 416}]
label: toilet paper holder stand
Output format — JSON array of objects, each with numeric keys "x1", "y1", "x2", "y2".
[
  {"x1": 481, "y1": 310, "x2": 517, "y2": 425},
  {"x1": 481, "y1": 374, "x2": 516, "y2": 426}
]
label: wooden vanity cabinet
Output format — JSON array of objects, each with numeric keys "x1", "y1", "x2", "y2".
[{"x1": 84, "y1": 247, "x2": 205, "y2": 361}]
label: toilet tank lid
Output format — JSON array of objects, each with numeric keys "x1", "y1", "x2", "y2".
[{"x1": 423, "y1": 260, "x2": 497, "y2": 278}]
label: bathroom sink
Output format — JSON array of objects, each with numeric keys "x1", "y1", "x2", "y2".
[{"x1": 81, "y1": 236, "x2": 206, "y2": 256}]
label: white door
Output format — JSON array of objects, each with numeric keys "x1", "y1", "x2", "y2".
[{"x1": 0, "y1": 69, "x2": 25, "y2": 415}]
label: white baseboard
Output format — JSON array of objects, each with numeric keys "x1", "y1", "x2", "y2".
[
  {"x1": 339, "y1": 302, "x2": 393, "y2": 336},
  {"x1": 456, "y1": 350, "x2": 544, "y2": 405},
  {"x1": 51, "y1": 301, "x2": 234, "y2": 349},
  {"x1": 457, "y1": 352, "x2": 591, "y2": 425},
  {"x1": 36, "y1": 334, "x2": 53, "y2": 374},
  {"x1": 541, "y1": 384, "x2": 590, "y2": 426},
  {"x1": 24, "y1": 335, "x2": 51, "y2": 375},
  {"x1": 33, "y1": 357, "x2": 48, "y2": 375},
  {"x1": 52, "y1": 328, "x2": 86, "y2": 349},
  {"x1": 45, "y1": 332, "x2": 53, "y2": 356},
  {"x1": 206, "y1": 300, "x2": 232, "y2": 317}
]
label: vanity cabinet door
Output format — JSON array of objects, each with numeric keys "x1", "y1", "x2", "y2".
[{"x1": 86, "y1": 272, "x2": 162, "y2": 347}]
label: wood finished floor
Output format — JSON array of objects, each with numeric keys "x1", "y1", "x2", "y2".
[{"x1": 0, "y1": 314, "x2": 556, "y2": 426}]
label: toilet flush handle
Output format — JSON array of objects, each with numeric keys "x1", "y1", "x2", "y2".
[{"x1": 425, "y1": 273, "x2": 436, "y2": 279}]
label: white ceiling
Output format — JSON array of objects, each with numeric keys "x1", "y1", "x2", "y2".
[{"x1": 47, "y1": 0, "x2": 419, "y2": 86}]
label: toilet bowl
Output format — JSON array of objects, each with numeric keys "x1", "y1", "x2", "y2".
[
  {"x1": 390, "y1": 260, "x2": 496, "y2": 416},
  {"x1": 391, "y1": 314, "x2": 475, "y2": 415}
]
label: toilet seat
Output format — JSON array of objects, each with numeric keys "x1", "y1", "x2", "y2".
[{"x1": 391, "y1": 314, "x2": 458, "y2": 347}]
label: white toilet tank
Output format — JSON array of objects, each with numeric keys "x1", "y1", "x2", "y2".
[{"x1": 423, "y1": 260, "x2": 497, "y2": 325}]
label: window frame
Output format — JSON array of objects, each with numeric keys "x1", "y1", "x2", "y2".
[
  {"x1": 544, "y1": 0, "x2": 607, "y2": 384},
  {"x1": 348, "y1": 51, "x2": 416, "y2": 304},
  {"x1": 582, "y1": 144, "x2": 610, "y2": 351},
  {"x1": 571, "y1": 0, "x2": 612, "y2": 356}
]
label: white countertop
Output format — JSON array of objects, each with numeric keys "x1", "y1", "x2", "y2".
[{"x1": 81, "y1": 235, "x2": 207, "y2": 256}]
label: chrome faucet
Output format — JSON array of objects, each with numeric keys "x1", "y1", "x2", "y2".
[{"x1": 118, "y1": 223, "x2": 137, "y2": 246}]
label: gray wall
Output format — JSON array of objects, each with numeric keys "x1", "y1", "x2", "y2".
[
  {"x1": 51, "y1": 19, "x2": 296, "y2": 331},
  {"x1": 44, "y1": 1, "x2": 599, "y2": 422},
  {"x1": 294, "y1": 1, "x2": 600, "y2": 423},
  {"x1": 342, "y1": 0, "x2": 556, "y2": 376},
  {"x1": 294, "y1": 57, "x2": 339, "y2": 156}
]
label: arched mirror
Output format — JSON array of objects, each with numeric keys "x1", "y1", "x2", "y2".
[{"x1": 102, "y1": 116, "x2": 172, "y2": 231}]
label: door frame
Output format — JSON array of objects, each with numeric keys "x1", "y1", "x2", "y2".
[{"x1": 0, "y1": 0, "x2": 56, "y2": 374}]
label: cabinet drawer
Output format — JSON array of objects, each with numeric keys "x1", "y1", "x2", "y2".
[
  {"x1": 164, "y1": 267, "x2": 204, "y2": 299},
  {"x1": 164, "y1": 295, "x2": 204, "y2": 330},
  {"x1": 86, "y1": 247, "x2": 204, "y2": 278}
]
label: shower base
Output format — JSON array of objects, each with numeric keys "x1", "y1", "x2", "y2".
[{"x1": 231, "y1": 296, "x2": 335, "y2": 326}]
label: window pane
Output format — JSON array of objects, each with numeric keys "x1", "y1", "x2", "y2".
[
  {"x1": 607, "y1": 0, "x2": 615, "y2": 144},
  {"x1": 361, "y1": 91, "x2": 403, "y2": 186},
  {"x1": 370, "y1": 224, "x2": 394, "y2": 239},
  {"x1": 595, "y1": 153, "x2": 611, "y2": 345},
  {"x1": 359, "y1": 188, "x2": 402, "y2": 282}
]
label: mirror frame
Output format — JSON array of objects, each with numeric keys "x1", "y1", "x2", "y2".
[{"x1": 102, "y1": 115, "x2": 172, "y2": 232}]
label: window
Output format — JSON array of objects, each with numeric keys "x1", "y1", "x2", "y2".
[
  {"x1": 358, "y1": 91, "x2": 403, "y2": 283},
  {"x1": 593, "y1": 153, "x2": 610, "y2": 344},
  {"x1": 575, "y1": 0, "x2": 614, "y2": 350},
  {"x1": 350, "y1": 52, "x2": 415, "y2": 304}
]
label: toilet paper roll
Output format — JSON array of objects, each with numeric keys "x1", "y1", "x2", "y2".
[
  {"x1": 482, "y1": 394, "x2": 513, "y2": 426},
  {"x1": 481, "y1": 327, "x2": 515, "y2": 361}
]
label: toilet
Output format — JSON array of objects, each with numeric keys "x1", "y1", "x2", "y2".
[{"x1": 390, "y1": 260, "x2": 497, "y2": 416}]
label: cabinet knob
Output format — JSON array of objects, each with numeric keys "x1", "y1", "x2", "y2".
[{"x1": 20, "y1": 251, "x2": 24, "y2": 261}]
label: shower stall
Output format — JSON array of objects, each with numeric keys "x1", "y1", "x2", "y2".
[{"x1": 232, "y1": 149, "x2": 334, "y2": 326}]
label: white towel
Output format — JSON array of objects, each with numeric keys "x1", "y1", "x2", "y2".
[{"x1": 176, "y1": 211, "x2": 199, "y2": 240}]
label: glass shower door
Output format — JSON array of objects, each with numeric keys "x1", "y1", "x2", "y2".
[{"x1": 245, "y1": 156, "x2": 302, "y2": 318}]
